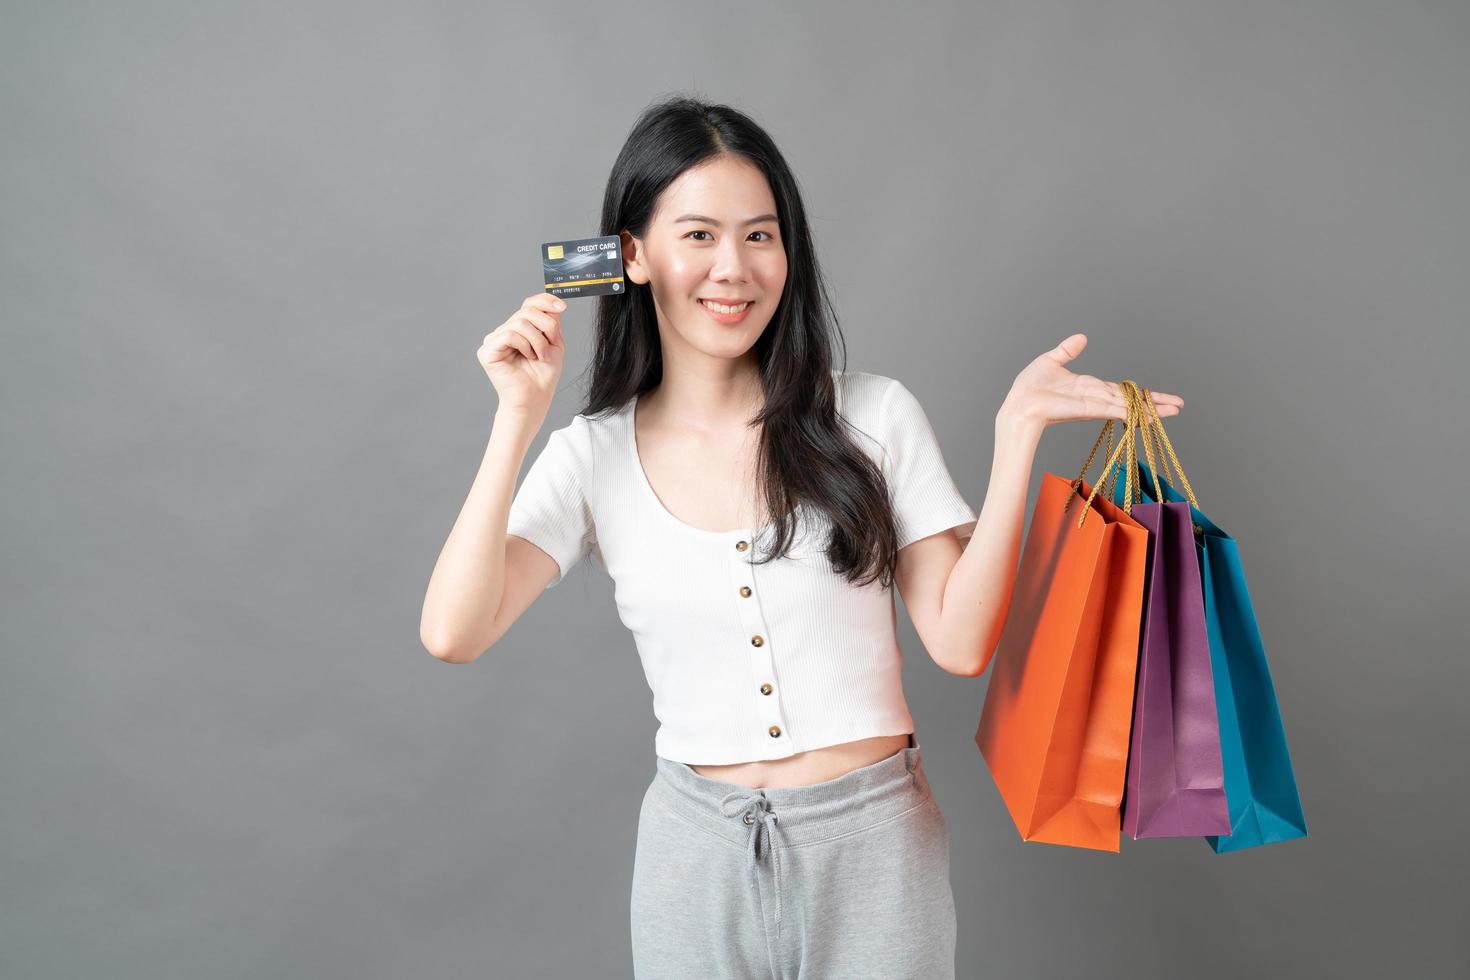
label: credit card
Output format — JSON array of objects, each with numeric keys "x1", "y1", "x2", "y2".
[{"x1": 541, "y1": 235, "x2": 626, "y2": 298}]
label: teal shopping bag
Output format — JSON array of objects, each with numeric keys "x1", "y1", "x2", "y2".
[{"x1": 1108, "y1": 451, "x2": 1308, "y2": 852}]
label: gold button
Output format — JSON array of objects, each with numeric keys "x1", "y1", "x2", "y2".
[
  {"x1": 751, "y1": 635, "x2": 764, "y2": 647},
  {"x1": 739, "y1": 586, "x2": 752, "y2": 598},
  {"x1": 768, "y1": 725, "x2": 782, "y2": 738},
  {"x1": 735, "y1": 540, "x2": 749, "y2": 552},
  {"x1": 760, "y1": 683, "x2": 773, "y2": 695}
]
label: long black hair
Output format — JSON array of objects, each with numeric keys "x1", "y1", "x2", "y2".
[{"x1": 579, "y1": 94, "x2": 902, "y2": 588}]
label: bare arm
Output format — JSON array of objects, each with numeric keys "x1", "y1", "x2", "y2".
[
  {"x1": 934, "y1": 413, "x2": 1041, "y2": 675},
  {"x1": 897, "y1": 334, "x2": 1184, "y2": 677},
  {"x1": 420, "y1": 406, "x2": 546, "y2": 662},
  {"x1": 419, "y1": 292, "x2": 569, "y2": 662}
]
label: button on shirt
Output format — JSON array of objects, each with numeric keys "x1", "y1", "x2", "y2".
[{"x1": 505, "y1": 370, "x2": 977, "y2": 765}]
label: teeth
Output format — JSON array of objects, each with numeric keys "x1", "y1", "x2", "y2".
[{"x1": 701, "y1": 299, "x2": 750, "y2": 314}]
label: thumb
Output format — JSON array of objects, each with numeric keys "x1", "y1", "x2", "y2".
[{"x1": 1051, "y1": 333, "x2": 1087, "y2": 364}]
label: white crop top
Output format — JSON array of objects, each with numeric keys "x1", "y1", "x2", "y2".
[{"x1": 505, "y1": 369, "x2": 978, "y2": 765}]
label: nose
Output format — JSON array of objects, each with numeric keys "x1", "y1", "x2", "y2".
[{"x1": 708, "y1": 236, "x2": 752, "y2": 284}]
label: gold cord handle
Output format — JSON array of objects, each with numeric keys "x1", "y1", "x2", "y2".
[
  {"x1": 1119, "y1": 381, "x2": 1164, "y2": 503},
  {"x1": 1066, "y1": 379, "x2": 1202, "y2": 530},
  {"x1": 1135, "y1": 381, "x2": 1201, "y2": 513},
  {"x1": 1131, "y1": 380, "x2": 1206, "y2": 538},
  {"x1": 1066, "y1": 379, "x2": 1147, "y2": 527}
]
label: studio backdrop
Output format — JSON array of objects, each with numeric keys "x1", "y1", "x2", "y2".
[{"x1": 2, "y1": 2, "x2": 1466, "y2": 978}]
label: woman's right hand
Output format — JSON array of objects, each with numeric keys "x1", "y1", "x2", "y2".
[{"x1": 479, "y1": 292, "x2": 569, "y2": 417}]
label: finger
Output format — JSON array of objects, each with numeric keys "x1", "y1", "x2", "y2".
[
  {"x1": 526, "y1": 293, "x2": 568, "y2": 315},
  {"x1": 1149, "y1": 390, "x2": 1184, "y2": 408},
  {"x1": 518, "y1": 306, "x2": 563, "y2": 344},
  {"x1": 1097, "y1": 378, "x2": 1130, "y2": 405},
  {"x1": 1048, "y1": 333, "x2": 1087, "y2": 364},
  {"x1": 1100, "y1": 380, "x2": 1132, "y2": 419},
  {"x1": 484, "y1": 329, "x2": 529, "y2": 363},
  {"x1": 509, "y1": 320, "x2": 550, "y2": 361},
  {"x1": 1113, "y1": 382, "x2": 1158, "y2": 414},
  {"x1": 1132, "y1": 390, "x2": 1183, "y2": 419},
  {"x1": 503, "y1": 330, "x2": 538, "y2": 362},
  {"x1": 491, "y1": 321, "x2": 540, "y2": 360},
  {"x1": 1085, "y1": 390, "x2": 1129, "y2": 422},
  {"x1": 1139, "y1": 391, "x2": 1182, "y2": 418}
]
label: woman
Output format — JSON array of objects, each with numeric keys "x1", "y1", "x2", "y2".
[{"x1": 420, "y1": 96, "x2": 1182, "y2": 979}]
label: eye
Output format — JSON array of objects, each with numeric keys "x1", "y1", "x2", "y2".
[{"x1": 683, "y1": 229, "x2": 776, "y2": 242}]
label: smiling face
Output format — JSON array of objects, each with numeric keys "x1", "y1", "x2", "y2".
[{"x1": 620, "y1": 155, "x2": 788, "y2": 361}]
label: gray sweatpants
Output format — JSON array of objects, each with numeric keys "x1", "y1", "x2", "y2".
[{"x1": 630, "y1": 734, "x2": 957, "y2": 979}]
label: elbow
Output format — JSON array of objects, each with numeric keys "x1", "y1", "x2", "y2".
[
  {"x1": 427, "y1": 645, "x2": 477, "y2": 664},
  {"x1": 936, "y1": 612, "x2": 1004, "y2": 677},
  {"x1": 968, "y1": 645, "x2": 997, "y2": 678},
  {"x1": 421, "y1": 628, "x2": 488, "y2": 665},
  {"x1": 946, "y1": 645, "x2": 994, "y2": 678},
  {"x1": 956, "y1": 624, "x2": 1004, "y2": 677},
  {"x1": 426, "y1": 643, "x2": 483, "y2": 665}
]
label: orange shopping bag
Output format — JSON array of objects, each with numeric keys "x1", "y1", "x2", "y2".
[{"x1": 975, "y1": 404, "x2": 1151, "y2": 852}]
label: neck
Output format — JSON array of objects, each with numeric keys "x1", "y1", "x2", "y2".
[{"x1": 641, "y1": 353, "x2": 764, "y2": 430}]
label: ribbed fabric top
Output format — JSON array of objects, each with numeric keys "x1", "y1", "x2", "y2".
[{"x1": 505, "y1": 369, "x2": 977, "y2": 765}]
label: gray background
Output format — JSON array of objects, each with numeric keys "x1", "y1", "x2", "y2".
[{"x1": 3, "y1": 1, "x2": 1466, "y2": 977}]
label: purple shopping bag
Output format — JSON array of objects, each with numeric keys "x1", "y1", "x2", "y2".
[{"x1": 1109, "y1": 383, "x2": 1230, "y2": 839}]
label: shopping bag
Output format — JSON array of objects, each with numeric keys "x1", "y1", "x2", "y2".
[
  {"x1": 975, "y1": 411, "x2": 1150, "y2": 852},
  {"x1": 1113, "y1": 389, "x2": 1308, "y2": 852},
  {"x1": 1105, "y1": 382, "x2": 1230, "y2": 838}
]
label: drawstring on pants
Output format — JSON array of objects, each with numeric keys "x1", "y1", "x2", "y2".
[{"x1": 718, "y1": 789, "x2": 786, "y2": 938}]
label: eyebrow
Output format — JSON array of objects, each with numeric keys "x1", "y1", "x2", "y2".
[{"x1": 672, "y1": 213, "x2": 779, "y2": 226}]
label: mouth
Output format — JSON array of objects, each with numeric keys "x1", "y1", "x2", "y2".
[{"x1": 698, "y1": 298, "x2": 753, "y2": 323}]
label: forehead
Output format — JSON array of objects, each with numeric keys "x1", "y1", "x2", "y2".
[{"x1": 653, "y1": 156, "x2": 777, "y2": 222}]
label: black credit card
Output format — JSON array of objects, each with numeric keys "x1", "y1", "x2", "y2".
[{"x1": 541, "y1": 235, "x2": 626, "y2": 298}]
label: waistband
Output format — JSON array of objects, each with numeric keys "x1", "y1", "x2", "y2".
[
  {"x1": 649, "y1": 734, "x2": 932, "y2": 942},
  {"x1": 649, "y1": 733, "x2": 933, "y2": 849}
]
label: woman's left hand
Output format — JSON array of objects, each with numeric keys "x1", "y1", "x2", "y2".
[{"x1": 997, "y1": 333, "x2": 1183, "y2": 429}]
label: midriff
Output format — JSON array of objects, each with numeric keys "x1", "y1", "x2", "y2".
[{"x1": 687, "y1": 733, "x2": 913, "y2": 789}]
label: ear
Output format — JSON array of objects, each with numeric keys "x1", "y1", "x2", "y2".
[{"x1": 619, "y1": 229, "x2": 650, "y2": 285}]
